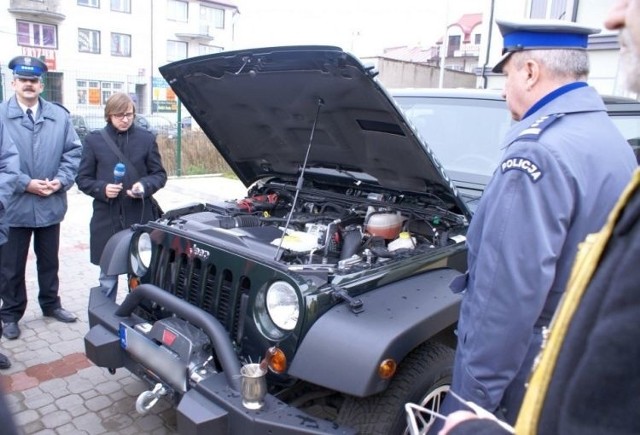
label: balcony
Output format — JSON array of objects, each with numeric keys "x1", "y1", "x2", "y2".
[
  {"x1": 453, "y1": 44, "x2": 480, "y2": 58},
  {"x1": 9, "y1": 0, "x2": 65, "y2": 23},
  {"x1": 175, "y1": 24, "x2": 214, "y2": 42}
]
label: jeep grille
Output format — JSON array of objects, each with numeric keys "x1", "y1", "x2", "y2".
[{"x1": 149, "y1": 242, "x2": 250, "y2": 344}]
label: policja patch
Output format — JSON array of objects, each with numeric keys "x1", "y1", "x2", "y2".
[
  {"x1": 500, "y1": 112, "x2": 565, "y2": 183},
  {"x1": 501, "y1": 157, "x2": 543, "y2": 182}
]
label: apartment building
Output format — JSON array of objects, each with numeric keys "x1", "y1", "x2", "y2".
[{"x1": 0, "y1": 0, "x2": 239, "y2": 116}]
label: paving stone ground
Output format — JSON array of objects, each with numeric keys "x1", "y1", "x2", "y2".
[{"x1": 0, "y1": 175, "x2": 246, "y2": 434}]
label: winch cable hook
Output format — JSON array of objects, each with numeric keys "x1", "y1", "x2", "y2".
[{"x1": 135, "y1": 383, "x2": 168, "y2": 414}]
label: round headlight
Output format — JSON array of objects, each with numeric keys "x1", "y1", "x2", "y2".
[
  {"x1": 130, "y1": 232, "x2": 152, "y2": 276},
  {"x1": 266, "y1": 281, "x2": 300, "y2": 331}
]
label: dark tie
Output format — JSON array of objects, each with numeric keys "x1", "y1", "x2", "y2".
[{"x1": 26, "y1": 108, "x2": 34, "y2": 124}]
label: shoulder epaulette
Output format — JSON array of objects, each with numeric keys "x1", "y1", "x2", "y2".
[
  {"x1": 52, "y1": 102, "x2": 70, "y2": 114},
  {"x1": 515, "y1": 113, "x2": 564, "y2": 142}
]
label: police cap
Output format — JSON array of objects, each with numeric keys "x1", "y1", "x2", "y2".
[
  {"x1": 8, "y1": 56, "x2": 48, "y2": 79},
  {"x1": 492, "y1": 18, "x2": 600, "y2": 73}
]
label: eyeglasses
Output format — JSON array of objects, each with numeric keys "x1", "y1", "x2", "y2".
[{"x1": 112, "y1": 112, "x2": 135, "y2": 120}]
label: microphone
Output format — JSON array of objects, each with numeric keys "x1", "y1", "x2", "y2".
[{"x1": 113, "y1": 163, "x2": 125, "y2": 184}]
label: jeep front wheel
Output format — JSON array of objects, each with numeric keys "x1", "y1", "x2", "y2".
[{"x1": 336, "y1": 341, "x2": 454, "y2": 435}]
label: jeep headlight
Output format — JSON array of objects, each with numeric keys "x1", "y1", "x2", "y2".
[
  {"x1": 130, "y1": 232, "x2": 152, "y2": 276},
  {"x1": 266, "y1": 281, "x2": 299, "y2": 331}
]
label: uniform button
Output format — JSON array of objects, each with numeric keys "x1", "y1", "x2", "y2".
[{"x1": 474, "y1": 388, "x2": 486, "y2": 398}]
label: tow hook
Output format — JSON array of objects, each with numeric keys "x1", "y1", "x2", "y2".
[{"x1": 135, "y1": 383, "x2": 168, "y2": 414}]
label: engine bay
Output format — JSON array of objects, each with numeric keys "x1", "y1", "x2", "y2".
[{"x1": 163, "y1": 178, "x2": 468, "y2": 271}]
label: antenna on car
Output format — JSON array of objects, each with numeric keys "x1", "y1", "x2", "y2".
[{"x1": 274, "y1": 98, "x2": 324, "y2": 260}]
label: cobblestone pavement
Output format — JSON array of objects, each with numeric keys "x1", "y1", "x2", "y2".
[{"x1": 0, "y1": 175, "x2": 246, "y2": 434}]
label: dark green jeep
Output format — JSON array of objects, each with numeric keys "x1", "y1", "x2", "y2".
[{"x1": 84, "y1": 46, "x2": 471, "y2": 434}]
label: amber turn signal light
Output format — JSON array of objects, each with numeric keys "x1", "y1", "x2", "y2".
[
  {"x1": 267, "y1": 347, "x2": 287, "y2": 374},
  {"x1": 129, "y1": 276, "x2": 140, "y2": 289},
  {"x1": 378, "y1": 358, "x2": 397, "y2": 380}
]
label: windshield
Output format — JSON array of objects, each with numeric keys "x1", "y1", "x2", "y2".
[
  {"x1": 147, "y1": 116, "x2": 174, "y2": 129},
  {"x1": 609, "y1": 114, "x2": 640, "y2": 163},
  {"x1": 394, "y1": 96, "x2": 513, "y2": 178}
]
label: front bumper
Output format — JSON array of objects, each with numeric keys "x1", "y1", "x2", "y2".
[{"x1": 84, "y1": 285, "x2": 353, "y2": 435}]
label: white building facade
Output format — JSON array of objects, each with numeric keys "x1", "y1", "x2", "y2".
[{"x1": 0, "y1": 0, "x2": 239, "y2": 116}]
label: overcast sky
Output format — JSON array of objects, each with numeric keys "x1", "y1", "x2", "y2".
[{"x1": 232, "y1": 0, "x2": 486, "y2": 57}]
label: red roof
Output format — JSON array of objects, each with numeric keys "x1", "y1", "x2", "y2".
[{"x1": 448, "y1": 13, "x2": 483, "y2": 43}]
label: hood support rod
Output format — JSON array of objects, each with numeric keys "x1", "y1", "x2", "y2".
[{"x1": 274, "y1": 98, "x2": 324, "y2": 260}]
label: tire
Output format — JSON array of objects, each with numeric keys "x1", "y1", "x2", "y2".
[{"x1": 336, "y1": 341, "x2": 454, "y2": 435}]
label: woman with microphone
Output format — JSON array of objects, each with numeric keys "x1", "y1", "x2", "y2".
[{"x1": 76, "y1": 92, "x2": 167, "y2": 300}]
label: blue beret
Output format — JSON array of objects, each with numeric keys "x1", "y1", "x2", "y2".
[
  {"x1": 8, "y1": 56, "x2": 48, "y2": 78},
  {"x1": 492, "y1": 19, "x2": 600, "y2": 73}
]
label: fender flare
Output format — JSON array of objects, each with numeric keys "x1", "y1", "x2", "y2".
[
  {"x1": 99, "y1": 228, "x2": 135, "y2": 275},
  {"x1": 288, "y1": 268, "x2": 462, "y2": 397}
]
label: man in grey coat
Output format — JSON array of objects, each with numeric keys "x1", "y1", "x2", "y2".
[
  {"x1": 430, "y1": 19, "x2": 637, "y2": 433},
  {"x1": 0, "y1": 120, "x2": 20, "y2": 368},
  {"x1": 0, "y1": 56, "x2": 82, "y2": 340}
]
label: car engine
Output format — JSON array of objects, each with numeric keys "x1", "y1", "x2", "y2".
[{"x1": 163, "y1": 178, "x2": 467, "y2": 273}]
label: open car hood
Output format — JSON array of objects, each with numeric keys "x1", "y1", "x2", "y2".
[{"x1": 159, "y1": 46, "x2": 469, "y2": 216}]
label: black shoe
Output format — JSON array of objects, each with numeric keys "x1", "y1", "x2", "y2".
[
  {"x1": 2, "y1": 322, "x2": 20, "y2": 340},
  {"x1": 44, "y1": 307, "x2": 77, "y2": 323},
  {"x1": 0, "y1": 352, "x2": 11, "y2": 369}
]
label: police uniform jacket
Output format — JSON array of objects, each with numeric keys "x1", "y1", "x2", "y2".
[
  {"x1": 0, "y1": 124, "x2": 20, "y2": 244},
  {"x1": 452, "y1": 85, "x2": 637, "y2": 413},
  {"x1": 448, "y1": 170, "x2": 640, "y2": 435},
  {"x1": 0, "y1": 96, "x2": 82, "y2": 228},
  {"x1": 76, "y1": 123, "x2": 167, "y2": 265}
]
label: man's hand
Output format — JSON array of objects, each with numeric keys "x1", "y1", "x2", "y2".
[
  {"x1": 438, "y1": 410, "x2": 481, "y2": 434},
  {"x1": 27, "y1": 178, "x2": 60, "y2": 197},
  {"x1": 46, "y1": 178, "x2": 61, "y2": 193}
]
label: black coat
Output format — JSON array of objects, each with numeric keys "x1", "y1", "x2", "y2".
[
  {"x1": 76, "y1": 123, "x2": 167, "y2": 265},
  {"x1": 448, "y1": 171, "x2": 640, "y2": 434}
]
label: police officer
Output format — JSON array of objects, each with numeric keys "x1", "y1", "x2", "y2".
[
  {"x1": 0, "y1": 117, "x2": 20, "y2": 370},
  {"x1": 431, "y1": 18, "x2": 638, "y2": 430},
  {"x1": 0, "y1": 56, "x2": 82, "y2": 340}
]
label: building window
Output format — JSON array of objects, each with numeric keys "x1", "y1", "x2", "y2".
[
  {"x1": 447, "y1": 35, "x2": 461, "y2": 57},
  {"x1": 111, "y1": 0, "x2": 130, "y2": 13},
  {"x1": 201, "y1": 5, "x2": 224, "y2": 29},
  {"x1": 199, "y1": 44, "x2": 223, "y2": 55},
  {"x1": 167, "y1": 40, "x2": 187, "y2": 62},
  {"x1": 78, "y1": 0, "x2": 99, "y2": 7},
  {"x1": 474, "y1": 33, "x2": 481, "y2": 45},
  {"x1": 530, "y1": 0, "x2": 573, "y2": 19},
  {"x1": 77, "y1": 79, "x2": 124, "y2": 106},
  {"x1": 168, "y1": 0, "x2": 188, "y2": 22},
  {"x1": 111, "y1": 33, "x2": 131, "y2": 56},
  {"x1": 16, "y1": 20, "x2": 58, "y2": 49},
  {"x1": 77, "y1": 88, "x2": 88, "y2": 105},
  {"x1": 79, "y1": 29, "x2": 101, "y2": 53}
]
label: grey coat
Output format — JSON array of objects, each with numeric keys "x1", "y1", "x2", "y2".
[
  {"x1": 446, "y1": 84, "x2": 637, "y2": 417},
  {"x1": 0, "y1": 96, "x2": 82, "y2": 228},
  {"x1": 0, "y1": 123, "x2": 20, "y2": 244}
]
